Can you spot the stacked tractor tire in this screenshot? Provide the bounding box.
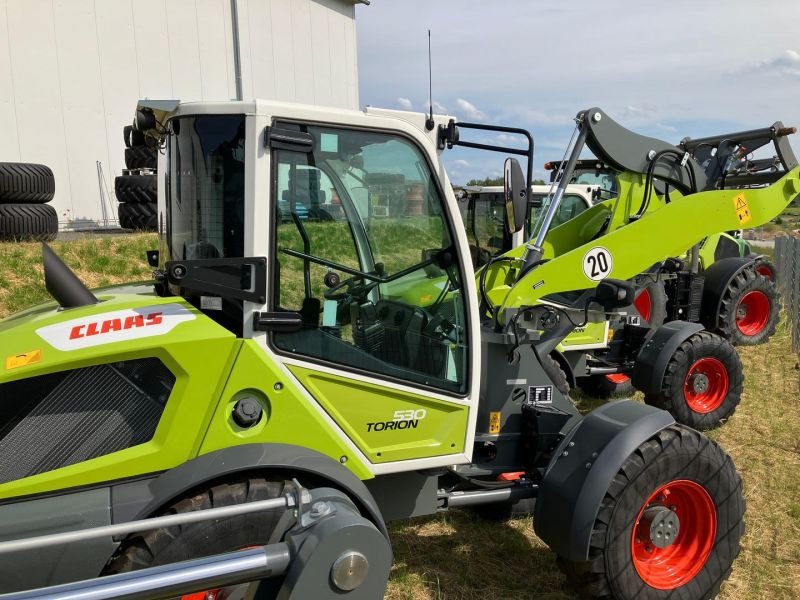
[0,162,58,241]
[117,126,158,231]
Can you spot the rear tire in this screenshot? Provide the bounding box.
[716,269,779,346]
[557,425,744,599]
[124,147,157,170]
[0,162,55,204]
[0,203,57,241]
[118,202,157,231]
[115,175,157,204]
[644,331,743,430]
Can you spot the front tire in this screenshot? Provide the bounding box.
[644,331,743,430]
[558,425,745,599]
[103,476,295,596]
[578,374,635,400]
[716,269,779,346]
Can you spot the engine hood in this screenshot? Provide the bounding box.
[0,284,231,383]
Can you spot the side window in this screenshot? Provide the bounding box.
[270,124,468,394]
[274,162,359,311]
[554,195,589,227]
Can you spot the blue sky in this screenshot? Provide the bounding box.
[356,0,800,184]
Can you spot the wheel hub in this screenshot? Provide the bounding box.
[683,357,729,414]
[689,373,710,394]
[641,506,681,549]
[631,480,717,590]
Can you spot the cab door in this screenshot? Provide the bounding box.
[260,121,473,471]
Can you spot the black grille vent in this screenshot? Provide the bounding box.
[0,358,174,484]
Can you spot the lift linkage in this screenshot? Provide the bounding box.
[0,482,392,600]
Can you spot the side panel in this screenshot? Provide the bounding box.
[0,487,115,593]
[198,340,373,480]
[289,365,469,464]
[0,295,238,499]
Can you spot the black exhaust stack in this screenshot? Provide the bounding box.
[42,243,98,309]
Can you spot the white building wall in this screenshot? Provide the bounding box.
[0,0,360,227]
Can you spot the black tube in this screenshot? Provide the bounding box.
[441,485,538,508]
[42,243,98,309]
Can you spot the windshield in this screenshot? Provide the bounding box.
[167,115,246,261]
[271,123,468,393]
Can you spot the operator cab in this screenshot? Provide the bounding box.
[161,107,472,395]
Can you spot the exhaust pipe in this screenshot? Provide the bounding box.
[42,243,98,309]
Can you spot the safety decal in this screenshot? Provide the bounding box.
[733,193,751,225]
[528,385,553,405]
[6,349,42,371]
[582,246,613,281]
[36,304,195,351]
[489,411,501,434]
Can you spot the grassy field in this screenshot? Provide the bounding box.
[1,235,798,598]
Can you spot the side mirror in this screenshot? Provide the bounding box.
[594,279,635,311]
[503,158,527,234]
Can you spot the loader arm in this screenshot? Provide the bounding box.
[485,166,800,313]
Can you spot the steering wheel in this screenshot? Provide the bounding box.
[323,274,379,303]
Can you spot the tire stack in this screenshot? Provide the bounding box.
[0,162,58,241]
[116,126,158,231]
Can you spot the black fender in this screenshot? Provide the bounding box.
[533,400,675,561]
[699,256,757,330]
[631,320,705,394]
[114,443,388,539]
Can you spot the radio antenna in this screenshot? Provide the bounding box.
[425,29,435,131]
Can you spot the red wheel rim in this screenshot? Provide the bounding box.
[182,593,219,600]
[181,546,260,600]
[605,374,631,385]
[735,290,770,336]
[683,357,729,413]
[755,264,774,280]
[634,287,653,322]
[632,480,717,590]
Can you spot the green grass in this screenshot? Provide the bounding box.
[0,234,158,319]
[1,234,798,599]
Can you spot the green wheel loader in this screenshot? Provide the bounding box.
[0,100,752,599]
[471,111,797,427]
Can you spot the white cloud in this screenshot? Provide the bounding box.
[452,159,470,167]
[455,98,486,121]
[425,100,448,114]
[396,97,413,110]
[749,49,800,78]
[495,133,520,144]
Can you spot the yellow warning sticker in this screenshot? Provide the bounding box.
[733,194,751,225]
[6,349,42,370]
[489,411,501,434]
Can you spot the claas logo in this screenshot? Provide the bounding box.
[69,312,163,340]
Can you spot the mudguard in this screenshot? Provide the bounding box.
[699,256,758,330]
[631,320,705,394]
[534,401,675,561]
[112,443,388,539]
